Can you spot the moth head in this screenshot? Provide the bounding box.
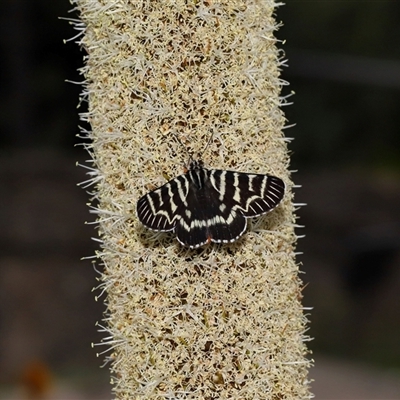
[188,159,204,171]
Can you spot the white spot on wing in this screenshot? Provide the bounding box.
[218,170,227,201]
[260,176,267,197]
[176,177,189,207]
[233,173,240,202]
[248,175,255,192]
[166,183,178,213]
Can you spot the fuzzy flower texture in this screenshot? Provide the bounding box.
[72,0,312,399]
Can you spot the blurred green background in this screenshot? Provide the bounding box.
[0,1,399,398]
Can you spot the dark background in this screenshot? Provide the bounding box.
[0,1,399,398]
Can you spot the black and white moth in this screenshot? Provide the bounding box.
[137,159,285,249]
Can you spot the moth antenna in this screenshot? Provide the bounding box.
[171,132,194,166]
[199,131,215,160]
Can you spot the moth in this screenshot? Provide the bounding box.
[136,146,285,249]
